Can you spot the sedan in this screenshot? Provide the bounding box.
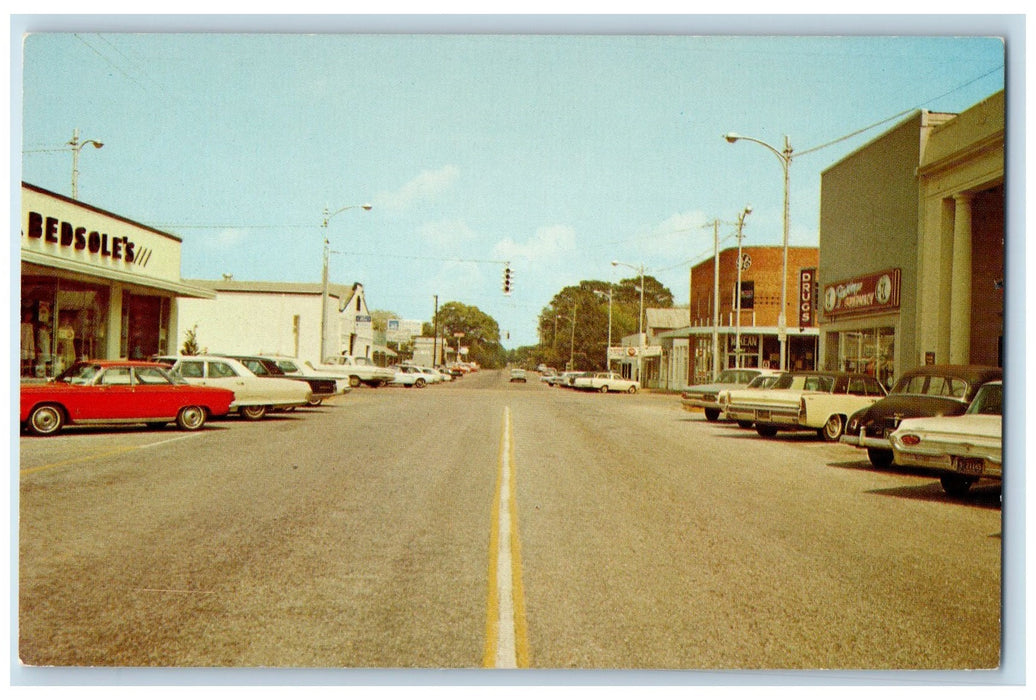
[20,360,235,436]
[841,364,1003,467]
[572,372,640,393]
[390,365,431,388]
[170,355,312,420]
[890,380,1002,496]
[681,368,781,421]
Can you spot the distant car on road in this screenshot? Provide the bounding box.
[841,364,1003,467]
[889,380,1003,496]
[390,365,431,388]
[20,360,235,436]
[572,371,640,394]
[510,368,528,383]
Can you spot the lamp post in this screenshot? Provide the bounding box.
[592,287,613,370]
[611,260,645,382]
[68,128,104,200]
[734,205,752,368]
[320,203,372,362]
[723,132,792,371]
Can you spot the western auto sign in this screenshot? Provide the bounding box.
[799,268,816,327]
[822,269,902,318]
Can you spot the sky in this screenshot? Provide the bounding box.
[14,16,1011,350]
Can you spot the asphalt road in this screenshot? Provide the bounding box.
[17,369,1003,671]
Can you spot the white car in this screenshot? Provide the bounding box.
[390,365,432,388]
[890,380,1002,496]
[263,355,352,396]
[681,368,782,421]
[170,355,312,420]
[572,372,640,394]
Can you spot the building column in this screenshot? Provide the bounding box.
[949,193,974,364]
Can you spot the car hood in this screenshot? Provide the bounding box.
[682,382,747,395]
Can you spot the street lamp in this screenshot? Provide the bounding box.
[734,205,752,369]
[592,287,614,370]
[611,260,645,383]
[320,202,372,362]
[723,132,792,371]
[68,128,104,200]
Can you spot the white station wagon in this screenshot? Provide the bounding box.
[572,372,640,394]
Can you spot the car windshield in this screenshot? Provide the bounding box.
[966,383,1002,416]
[715,369,758,384]
[55,363,100,385]
[772,374,834,392]
[891,374,969,399]
[275,360,300,373]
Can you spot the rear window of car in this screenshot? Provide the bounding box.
[893,374,968,398]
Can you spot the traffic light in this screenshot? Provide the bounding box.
[502,266,513,295]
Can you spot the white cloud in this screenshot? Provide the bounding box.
[373,165,460,211]
[492,224,577,262]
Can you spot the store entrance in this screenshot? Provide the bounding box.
[122,293,169,359]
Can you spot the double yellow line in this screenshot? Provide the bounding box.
[483,406,530,668]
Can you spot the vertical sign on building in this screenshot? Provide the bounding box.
[799,268,816,329]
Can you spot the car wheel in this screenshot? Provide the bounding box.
[306,398,323,407]
[599,385,608,393]
[240,405,268,421]
[821,414,845,442]
[756,425,778,438]
[348,375,361,388]
[176,405,207,431]
[704,408,721,422]
[736,420,754,429]
[27,404,64,436]
[940,474,975,497]
[415,378,426,388]
[627,386,637,394]
[867,448,894,468]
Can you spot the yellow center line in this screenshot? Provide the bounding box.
[483,405,530,668]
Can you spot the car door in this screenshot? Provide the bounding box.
[132,365,184,418]
[87,366,138,420]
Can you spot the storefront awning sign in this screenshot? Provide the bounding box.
[822,268,901,318]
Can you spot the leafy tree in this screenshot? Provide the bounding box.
[537,277,674,371]
[434,301,506,369]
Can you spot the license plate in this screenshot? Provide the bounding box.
[953,457,985,476]
[756,410,770,421]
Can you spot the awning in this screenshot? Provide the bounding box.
[22,252,216,299]
[656,325,819,340]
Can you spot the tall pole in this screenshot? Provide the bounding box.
[320,203,372,363]
[569,306,577,371]
[734,206,752,369]
[723,132,792,371]
[712,220,721,380]
[432,294,439,365]
[68,128,104,200]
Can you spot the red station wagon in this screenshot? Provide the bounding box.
[20,360,236,436]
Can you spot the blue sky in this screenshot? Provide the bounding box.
[15,18,1010,349]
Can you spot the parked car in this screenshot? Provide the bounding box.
[841,364,1003,467]
[681,368,781,421]
[889,380,1003,496]
[723,371,887,441]
[390,365,431,388]
[221,354,340,406]
[715,373,785,428]
[262,355,352,396]
[20,360,235,436]
[572,371,640,394]
[169,355,312,420]
[510,368,528,383]
[308,355,395,388]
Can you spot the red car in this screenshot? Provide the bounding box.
[20,360,236,436]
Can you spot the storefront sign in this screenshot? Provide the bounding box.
[25,210,145,265]
[822,269,901,318]
[799,268,816,327]
[355,315,372,323]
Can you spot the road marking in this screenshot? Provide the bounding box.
[20,432,202,475]
[483,406,530,668]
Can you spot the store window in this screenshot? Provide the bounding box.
[838,327,896,389]
[121,293,170,359]
[20,277,109,377]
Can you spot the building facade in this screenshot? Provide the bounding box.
[174,280,380,363]
[661,245,820,387]
[818,91,1003,387]
[19,182,213,378]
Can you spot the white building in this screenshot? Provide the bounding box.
[174,279,381,363]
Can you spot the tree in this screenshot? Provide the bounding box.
[434,301,506,369]
[537,277,674,371]
[181,324,201,355]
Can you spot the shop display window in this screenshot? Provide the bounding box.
[839,327,896,389]
[20,277,109,378]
